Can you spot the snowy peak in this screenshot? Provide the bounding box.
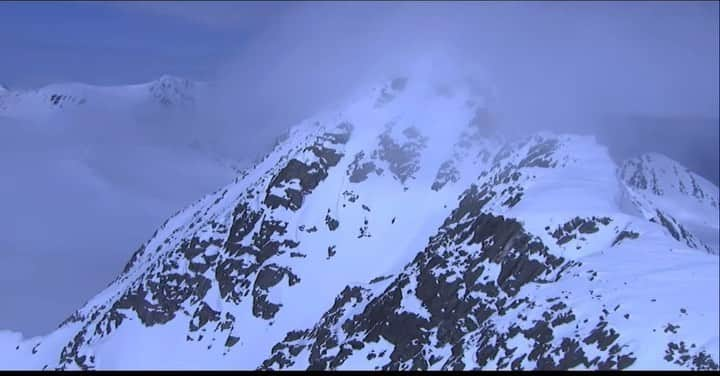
[620,153,719,254]
[147,75,200,108]
[621,153,719,208]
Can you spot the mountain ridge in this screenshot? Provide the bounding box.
[0,74,206,122]
[1,75,717,370]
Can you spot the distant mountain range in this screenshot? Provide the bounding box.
[0,75,204,121]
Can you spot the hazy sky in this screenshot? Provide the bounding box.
[0,1,718,336]
[0,1,252,87]
[1,2,717,119]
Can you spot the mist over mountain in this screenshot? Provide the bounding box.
[0,76,245,335]
[0,1,717,370]
[1,69,718,371]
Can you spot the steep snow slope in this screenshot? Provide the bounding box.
[1,74,717,370]
[620,153,719,253]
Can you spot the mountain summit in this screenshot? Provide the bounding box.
[1,75,717,370]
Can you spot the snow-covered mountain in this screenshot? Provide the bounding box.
[1,73,717,370]
[620,153,719,254]
[0,75,205,123]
